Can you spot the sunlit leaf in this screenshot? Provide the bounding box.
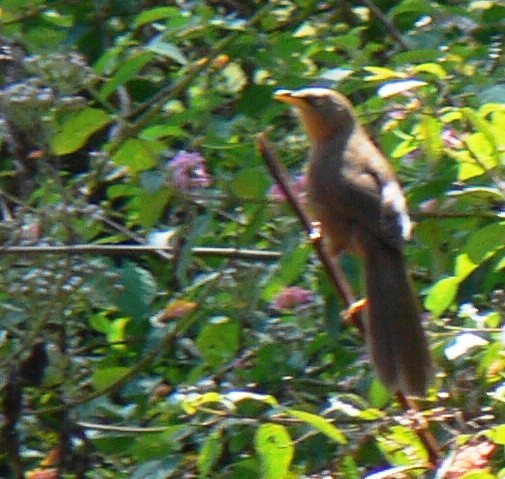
[463,107,499,157]
[364,66,407,81]
[425,276,459,317]
[376,425,429,466]
[255,424,294,479]
[52,108,112,155]
[225,391,279,406]
[486,425,505,445]
[181,392,223,415]
[286,408,347,444]
[411,62,448,79]
[134,6,179,28]
[458,222,505,279]
[419,115,443,163]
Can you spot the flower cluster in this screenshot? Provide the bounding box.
[271,286,314,310]
[168,151,211,192]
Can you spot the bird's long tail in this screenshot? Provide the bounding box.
[361,236,433,396]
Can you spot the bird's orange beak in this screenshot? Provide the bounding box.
[273,89,308,109]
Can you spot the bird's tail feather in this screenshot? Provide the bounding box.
[361,237,432,396]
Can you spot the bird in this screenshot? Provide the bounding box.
[274,87,433,396]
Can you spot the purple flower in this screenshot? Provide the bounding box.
[168,151,211,191]
[271,286,314,310]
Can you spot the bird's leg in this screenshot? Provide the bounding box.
[342,297,368,335]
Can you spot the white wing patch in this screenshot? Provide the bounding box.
[382,181,412,240]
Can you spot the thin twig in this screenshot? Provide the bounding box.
[355,0,410,51]
[0,244,281,260]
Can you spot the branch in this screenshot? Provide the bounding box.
[0,244,281,261]
[257,133,356,307]
[353,0,410,51]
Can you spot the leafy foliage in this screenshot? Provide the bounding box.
[0,0,504,478]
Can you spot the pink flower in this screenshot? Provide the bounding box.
[445,441,495,478]
[168,151,211,191]
[442,129,463,148]
[271,286,314,310]
[268,175,307,204]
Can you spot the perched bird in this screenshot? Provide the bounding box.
[274,87,432,396]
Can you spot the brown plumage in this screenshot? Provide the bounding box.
[274,87,433,396]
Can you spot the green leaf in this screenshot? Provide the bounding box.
[112,138,159,173]
[128,428,187,461]
[140,124,189,140]
[392,49,441,64]
[116,261,157,322]
[454,150,486,181]
[255,424,294,479]
[363,66,406,82]
[456,222,505,281]
[391,138,417,159]
[230,166,270,200]
[486,424,505,445]
[376,425,429,466]
[198,429,223,478]
[420,115,443,163]
[454,253,478,282]
[147,35,188,65]
[181,392,223,415]
[89,311,111,334]
[99,51,155,100]
[463,132,497,176]
[196,316,240,367]
[286,408,347,444]
[134,6,180,28]
[411,62,448,79]
[138,188,173,229]
[467,221,505,255]
[52,108,112,155]
[107,317,129,349]
[425,276,459,317]
[92,366,130,390]
[463,108,498,158]
[341,455,360,479]
[262,245,312,301]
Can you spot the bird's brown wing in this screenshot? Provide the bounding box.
[333,146,409,252]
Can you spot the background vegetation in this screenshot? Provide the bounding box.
[0,0,504,477]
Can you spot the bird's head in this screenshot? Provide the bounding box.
[274,87,356,143]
